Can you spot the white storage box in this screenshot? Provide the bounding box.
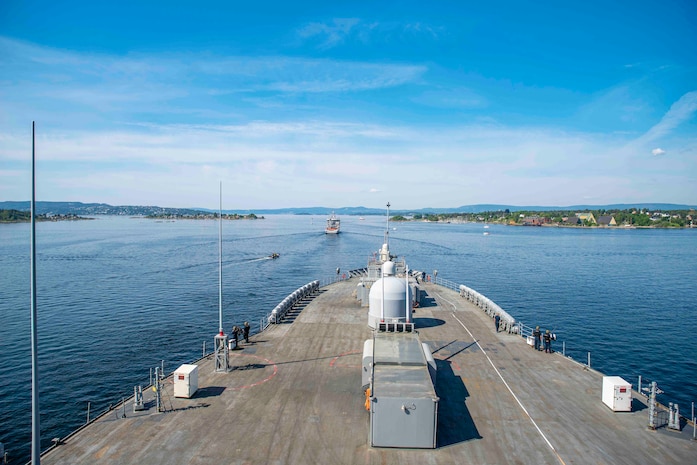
[602,376,632,412]
[173,364,199,398]
[526,336,534,346]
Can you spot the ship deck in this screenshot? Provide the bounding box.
[41,279,696,465]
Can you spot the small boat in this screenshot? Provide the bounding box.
[270,253,280,259]
[325,212,340,234]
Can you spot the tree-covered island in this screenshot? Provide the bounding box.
[0,208,263,223]
[0,209,92,223]
[391,208,695,228]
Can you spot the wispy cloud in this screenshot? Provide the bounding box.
[297,18,361,49]
[1,34,695,208]
[296,19,443,50]
[576,85,648,125]
[620,90,697,158]
[0,37,426,116]
[2,118,694,207]
[634,91,697,146]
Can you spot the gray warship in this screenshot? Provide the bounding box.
[34,227,696,465]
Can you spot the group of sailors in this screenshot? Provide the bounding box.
[532,326,555,353]
[230,321,251,349]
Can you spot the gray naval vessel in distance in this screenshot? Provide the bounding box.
[38,240,696,465]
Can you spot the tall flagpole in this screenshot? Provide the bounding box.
[30,121,41,464]
[214,182,229,372]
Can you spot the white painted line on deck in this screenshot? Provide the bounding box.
[451,312,567,465]
[431,290,457,310]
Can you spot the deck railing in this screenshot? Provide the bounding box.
[431,276,695,435]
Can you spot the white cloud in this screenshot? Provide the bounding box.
[3,119,693,208]
[297,18,360,49]
[652,148,666,156]
[0,36,427,123]
[296,19,443,50]
[1,37,695,208]
[633,91,697,146]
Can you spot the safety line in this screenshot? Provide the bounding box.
[451,312,567,465]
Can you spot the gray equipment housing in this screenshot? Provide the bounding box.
[368,332,439,448]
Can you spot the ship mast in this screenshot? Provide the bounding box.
[381,202,390,324]
[384,202,390,249]
[30,121,41,464]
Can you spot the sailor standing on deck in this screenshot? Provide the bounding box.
[543,329,552,353]
[494,314,501,333]
[231,325,240,349]
[533,326,541,351]
[243,321,250,343]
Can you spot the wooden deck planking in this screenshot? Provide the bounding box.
[40,278,696,465]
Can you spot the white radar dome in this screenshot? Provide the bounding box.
[368,273,412,328]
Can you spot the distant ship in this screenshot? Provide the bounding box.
[325,212,340,234]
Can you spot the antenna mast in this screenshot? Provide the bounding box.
[385,202,390,248]
[30,121,41,464]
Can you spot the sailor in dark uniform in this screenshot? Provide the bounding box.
[494,314,501,333]
[533,326,541,351]
[243,321,250,343]
[543,329,552,353]
[231,325,240,349]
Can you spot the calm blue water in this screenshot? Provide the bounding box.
[1,215,696,463]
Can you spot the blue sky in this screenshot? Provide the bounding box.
[1,0,695,209]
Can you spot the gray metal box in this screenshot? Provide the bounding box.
[369,333,438,448]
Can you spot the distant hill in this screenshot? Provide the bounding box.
[2,201,694,216]
[0,201,207,217]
